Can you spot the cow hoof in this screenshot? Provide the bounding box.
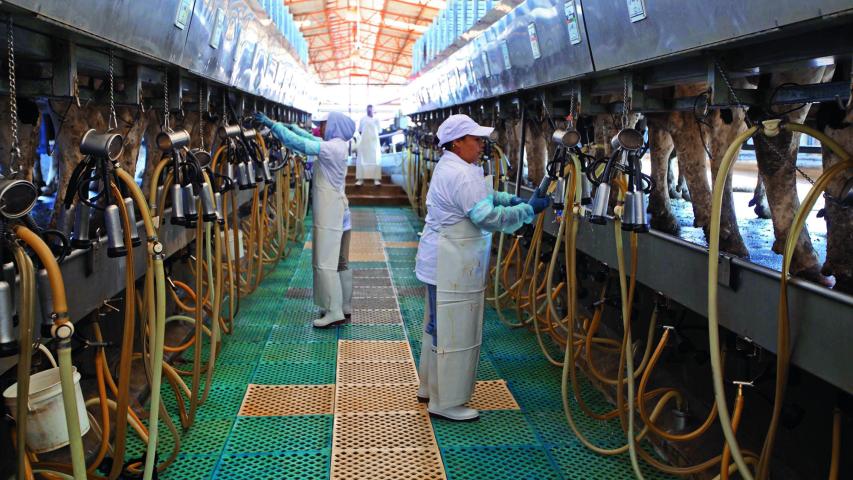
[668,187,680,200]
[754,204,772,219]
[792,266,832,287]
[650,213,680,235]
[719,236,749,258]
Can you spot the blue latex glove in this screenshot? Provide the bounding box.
[527,187,551,214]
[303,161,313,171]
[254,112,275,128]
[468,194,535,233]
[494,191,524,207]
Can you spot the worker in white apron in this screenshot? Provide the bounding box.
[355,105,382,186]
[256,111,354,328]
[414,114,551,421]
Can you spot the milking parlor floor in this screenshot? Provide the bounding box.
[138,206,675,480]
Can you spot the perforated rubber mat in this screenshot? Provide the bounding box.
[146,208,677,479]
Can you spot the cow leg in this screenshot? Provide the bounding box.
[667,154,678,199]
[754,131,824,281]
[504,116,521,184]
[116,106,149,177]
[669,113,712,229]
[647,123,679,234]
[525,118,547,186]
[754,68,830,282]
[0,97,39,180]
[749,176,772,219]
[677,168,691,201]
[818,86,853,293]
[142,109,165,193]
[48,101,105,228]
[708,109,749,257]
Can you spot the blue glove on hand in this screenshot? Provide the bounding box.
[254,112,275,127]
[509,196,525,206]
[527,188,551,214]
[303,161,313,172]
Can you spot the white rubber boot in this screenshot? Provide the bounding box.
[314,309,346,328]
[416,333,434,402]
[373,179,382,186]
[340,269,353,317]
[355,179,364,186]
[313,270,345,328]
[427,346,479,421]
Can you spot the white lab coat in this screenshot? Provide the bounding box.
[356,116,382,180]
[415,151,491,285]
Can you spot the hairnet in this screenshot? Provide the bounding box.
[323,112,356,141]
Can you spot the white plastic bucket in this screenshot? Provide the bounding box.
[3,366,91,453]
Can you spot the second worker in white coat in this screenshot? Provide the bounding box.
[355,104,382,186]
[256,111,354,328]
[414,114,551,421]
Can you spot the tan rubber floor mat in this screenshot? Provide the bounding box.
[333,410,435,450]
[239,384,335,416]
[350,251,388,262]
[466,380,520,411]
[337,360,419,385]
[339,340,412,362]
[330,448,446,480]
[353,286,395,298]
[384,241,419,248]
[335,383,423,413]
[350,308,403,325]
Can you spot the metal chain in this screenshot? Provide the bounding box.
[715,58,815,185]
[6,15,20,175]
[622,75,630,129]
[107,49,117,131]
[713,59,747,112]
[162,68,170,131]
[568,86,576,128]
[221,90,227,124]
[199,84,206,150]
[759,133,817,185]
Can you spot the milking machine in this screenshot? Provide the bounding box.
[706,117,853,480]
[586,127,649,230]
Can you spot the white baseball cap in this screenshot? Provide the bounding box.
[312,112,328,124]
[437,114,494,146]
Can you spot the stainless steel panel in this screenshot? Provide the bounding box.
[404,0,594,114]
[7,0,191,64]
[181,0,238,85]
[583,0,853,71]
[510,183,853,394]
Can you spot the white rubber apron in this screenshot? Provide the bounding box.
[311,166,347,311]
[356,120,382,180]
[434,218,492,408]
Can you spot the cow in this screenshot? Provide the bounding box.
[816,76,853,293]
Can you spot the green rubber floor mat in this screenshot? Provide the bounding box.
[432,410,540,448]
[252,361,337,385]
[225,415,334,454]
[214,451,331,479]
[161,455,220,480]
[142,207,685,479]
[441,446,562,480]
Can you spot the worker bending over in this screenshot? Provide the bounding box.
[415,114,550,421]
[255,111,354,328]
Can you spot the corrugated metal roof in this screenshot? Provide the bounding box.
[285,0,445,83]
